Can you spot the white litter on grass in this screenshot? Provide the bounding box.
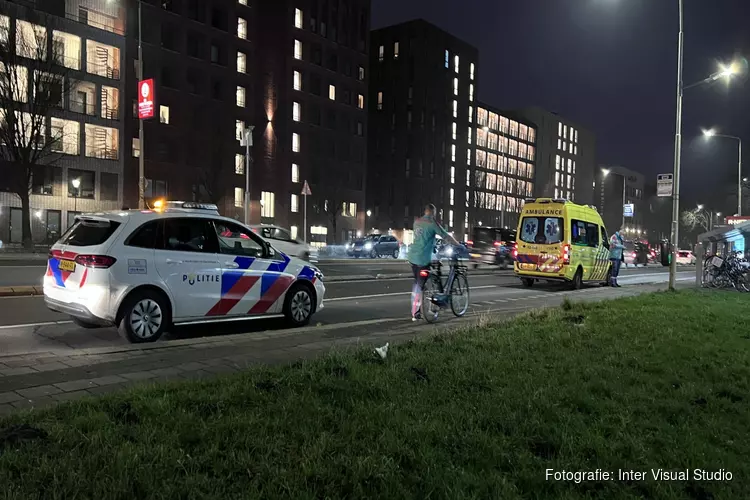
[374,342,389,360]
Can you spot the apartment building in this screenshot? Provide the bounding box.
[255,0,370,245]
[0,0,125,245]
[513,106,596,206]
[368,19,478,242]
[471,103,536,230]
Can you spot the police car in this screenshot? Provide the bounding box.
[43,202,325,343]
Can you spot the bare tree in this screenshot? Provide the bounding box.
[681,208,709,233]
[0,15,75,248]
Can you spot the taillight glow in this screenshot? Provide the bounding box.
[74,255,117,269]
[419,270,430,278]
[562,244,571,264]
[512,242,518,258]
[466,240,473,246]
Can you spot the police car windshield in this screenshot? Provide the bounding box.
[520,217,564,245]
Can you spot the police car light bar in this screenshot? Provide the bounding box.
[180,202,219,211]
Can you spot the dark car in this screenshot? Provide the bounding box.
[468,227,517,269]
[346,234,400,259]
[434,240,470,260]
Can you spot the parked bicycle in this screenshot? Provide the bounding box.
[419,249,471,323]
[702,251,750,291]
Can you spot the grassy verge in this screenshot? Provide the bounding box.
[2,290,750,499]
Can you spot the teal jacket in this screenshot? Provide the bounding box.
[408,215,449,267]
[609,233,625,260]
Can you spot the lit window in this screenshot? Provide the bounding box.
[564,124,568,139]
[569,142,574,154]
[557,139,562,150]
[357,94,364,109]
[470,62,475,80]
[574,129,578,142]
[449,209,454,227]
[574,145,578,155]
[292,163,299,183]
[236,120,245,141]
[467,127,472,145]
[452,122,457,140]
[235,153,244,174]
[159,105,170,124]
[237,18,247,39]
[52,30,81,70]
[261,191,275,218]
[453,78,458,96]
[292,101,301,122]
[16,21,46,60]
[466,171,470,186]
[452,100,457,118]
[295,8,303,29]
[290,226,298,240]
[328,84,336,101]
[451,144,456,162]
[292,133,300,153]
[294,39,302,60]
[238,0,247,5]
[444,49,449,68]
[236,86,246,107]
[237,51,246,73]
[394,41,399,59]
[358,66,365,81]
[469,106,473,123]
[558,122,563,137]
[291,194,299,213]
[450,188,455,206]
[469,84,474,101]
[50,118,80,155]
[293,70,302,91]
[377,91,383,110]
[234,188,244,207]
[450,166,455,184]
[378,45,384,61]
[132,137,140,158]
[454,55,459,73]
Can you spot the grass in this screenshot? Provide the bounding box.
[2,290,750,499]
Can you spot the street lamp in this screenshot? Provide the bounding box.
[241,126,255,224]
[71,178,81,214]
[702,128,742,216]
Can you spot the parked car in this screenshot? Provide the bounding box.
[249,224,318,263]
[434,240,470,260]
[467,227,516,269]
[676,249,696,265]
[346,234,400,259]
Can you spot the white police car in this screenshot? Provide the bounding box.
[43,202,325,343]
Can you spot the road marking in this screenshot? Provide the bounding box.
[326,285,498,302]
[0,320,73,330]
[0,265,46,268]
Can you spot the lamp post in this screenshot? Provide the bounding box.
[242,126,255,224]
[702,128,742,216]
[71,178,81,214]
[366,209,372,233]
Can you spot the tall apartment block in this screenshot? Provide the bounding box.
[471,103,537,230]
[368,19,478,242]
[513,106,596,206]
[0,0,125,245]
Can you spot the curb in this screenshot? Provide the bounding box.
[0,286,41,297]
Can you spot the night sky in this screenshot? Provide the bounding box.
[372,0,750,215]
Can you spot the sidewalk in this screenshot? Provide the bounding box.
[0,281,688,415]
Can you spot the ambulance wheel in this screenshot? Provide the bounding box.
[521,278,534,287]
[571,268,583,290]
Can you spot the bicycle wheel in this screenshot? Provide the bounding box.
[450,272,470,317]
[421,275,442,323]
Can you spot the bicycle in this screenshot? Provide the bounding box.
[702,252,750,291]
[419,249,471,323]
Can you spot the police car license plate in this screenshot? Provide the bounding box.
[58,259,76,272]
[470,253,480,258]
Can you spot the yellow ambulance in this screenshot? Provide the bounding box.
[514,198,612,289]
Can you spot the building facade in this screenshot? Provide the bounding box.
[513,106,595,206]
[255,0,370,245]
[595,164,648,235]
[471,103,536,230]
[0,0,126,245]
[368,19,478,242]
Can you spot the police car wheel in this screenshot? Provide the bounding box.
[284,284,314,326]
[118,290,170,343]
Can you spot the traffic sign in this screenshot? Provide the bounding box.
[623,203,634,217]
[657,173,673,197]
[301,180,312,196]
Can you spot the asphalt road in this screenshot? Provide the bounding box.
[0,268,695,357]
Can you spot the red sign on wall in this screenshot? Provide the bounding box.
[138,79,154,119]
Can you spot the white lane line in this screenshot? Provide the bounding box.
[0,320,72,330]
[325,284,498,302]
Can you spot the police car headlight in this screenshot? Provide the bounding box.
[313,267,324,280]
[364,242,373,250]
[445,246,454,256]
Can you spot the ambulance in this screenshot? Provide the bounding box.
[514,198,611,289]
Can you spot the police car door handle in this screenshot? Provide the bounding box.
[225,262,240,269]
[165,258,183,265]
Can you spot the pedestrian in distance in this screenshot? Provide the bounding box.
[609,228,626,287]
